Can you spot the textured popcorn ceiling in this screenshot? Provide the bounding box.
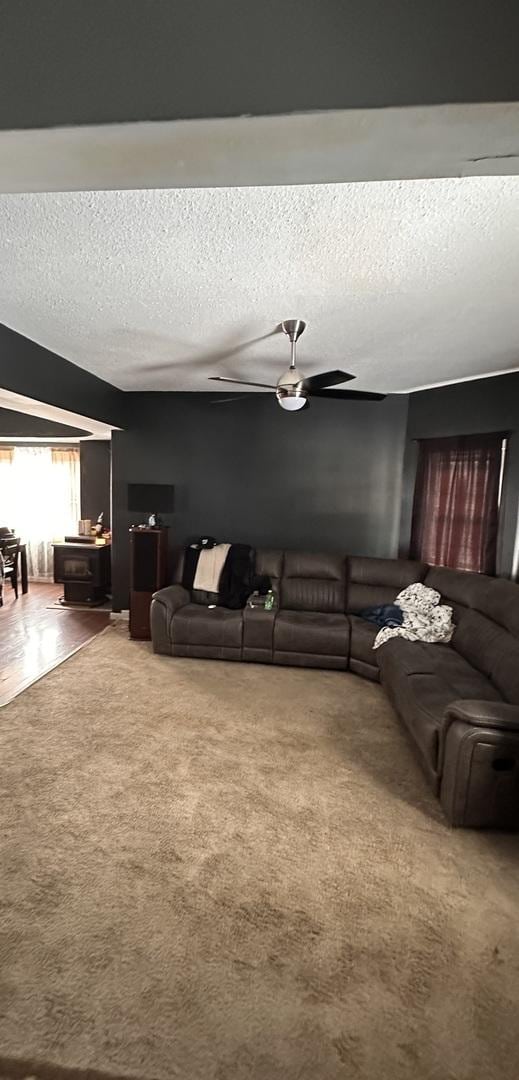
[1,177,519,393]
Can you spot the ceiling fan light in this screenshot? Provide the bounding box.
[276,389,308,411]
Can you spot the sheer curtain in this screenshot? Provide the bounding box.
[410,433,506,574]
[0,446,13,486]
[0,446,80,580]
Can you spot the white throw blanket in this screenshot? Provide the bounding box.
[193,543,231,593]
[373,582,454,649]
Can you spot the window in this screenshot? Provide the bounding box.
[410,432,507,574]
[0,446,80,580]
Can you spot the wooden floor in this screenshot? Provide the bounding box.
[0,582,110,707]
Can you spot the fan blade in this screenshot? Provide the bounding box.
[209,376,276,389]
[309,388,386,401]
[302,369,356,391]
[210,395,253,405]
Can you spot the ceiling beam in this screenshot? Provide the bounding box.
[1,104,519,195]
[0,325,125,431]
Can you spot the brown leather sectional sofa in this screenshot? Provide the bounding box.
[151,550,519,830]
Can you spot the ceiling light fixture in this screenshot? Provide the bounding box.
[209,317,386,410]
[276,386,308,411]
[275,320,309,411]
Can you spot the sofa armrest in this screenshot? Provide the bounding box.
[150,585,190,655]
[440,699,519,828]
[446,699,519,732]
[152,584,190,613]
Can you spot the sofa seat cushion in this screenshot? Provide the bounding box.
[377,640,501,783]
[349,615,379,665]
[172,603,243,649]
[274,610,350,658]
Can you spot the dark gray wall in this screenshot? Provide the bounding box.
[400,371,519,578]
[0,323,126,429]
[80,441,111,528]
[111,392,409,609]
[1,1,519,131]
[406,371,519,440]
[0,407,88,438]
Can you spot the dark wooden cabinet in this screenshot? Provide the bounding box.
[129,527,168,639]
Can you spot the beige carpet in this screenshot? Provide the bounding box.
[1,625,519,1080]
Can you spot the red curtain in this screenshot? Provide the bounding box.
[410,433,506,574]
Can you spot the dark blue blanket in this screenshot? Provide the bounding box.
[359,604,403,629]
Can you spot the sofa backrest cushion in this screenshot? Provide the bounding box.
[254,549,284,594]
[425,567,486,613]
[347,556,428,614]
[452,609,519,705]
[171,546,185,584]
[475,577,519,638]
[426,567,519,705]
[280,551,346,612]
[426,566,519,636]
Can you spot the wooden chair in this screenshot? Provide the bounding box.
[0,537,20,602]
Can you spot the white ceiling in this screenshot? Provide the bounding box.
[1,177,519,394]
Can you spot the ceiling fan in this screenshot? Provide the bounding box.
[209,319,386,411]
